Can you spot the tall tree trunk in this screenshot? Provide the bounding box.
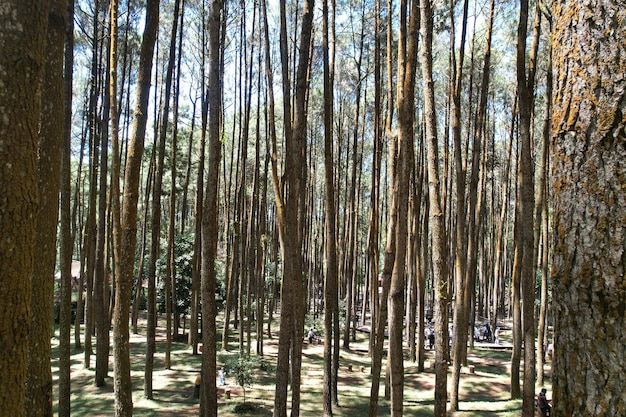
[189,84,205,354]
[455,0,495,406]
[366,0,383,363]
[0,2,48,415]
[322,0,338,413]
[342,8,365,349]
[260,0,281,348]
[160,0,183,371]
[131,158,153,334]
[94,51,111,388]
[516,0,539,413]
[449,0,470,409]
[83,2,104,367]
[491,98,515,336]
[73,126,86,350]
[179,99,196,234]
[25,1,65,415]
[367,149,396,417]
[368,0,395,413]
[535,16,552,387]
[142,143,158,396]
[272,0,315,414]
[510,223,522,398]
[58,1,75,414]
[109,0,123,372]
[199,0,224,415]
[419,0,449,415]
[551,1,626,415]
[114,1,160,415]
[389,0,419,414]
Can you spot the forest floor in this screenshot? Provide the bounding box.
[51,315,552,416]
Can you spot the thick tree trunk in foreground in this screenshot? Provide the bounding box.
[25,1,66,415]
[0,2,48,416]
[551,1,626,416]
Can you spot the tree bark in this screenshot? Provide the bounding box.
[551,1,626,415]
[25,1,66,415]
[0,2,48,415]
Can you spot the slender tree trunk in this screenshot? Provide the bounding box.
[420,0,449,414]
[516,0,539,413]
[73,128,86,350]
[342,10,365,349]
[449,0,470,409]
[179,99,196,233]
[141,146,157,396]
[535,11,552,388]
[366,0,383,362]
[389,0,419,414]
[322,0,338,413]
[367,166,395,417]
[260,0,279,344]
[58,1,75,414]
[492,98,515,335]
[456,0,495,406]
[189,87,205,353]
[114,1,160,415]
[272,0,315,414]
[131,159,153,334]
[83,7,103,365]
[109,0,123,372]
[160,0,183,371]
[199,0,224,415]
[94,53,111,387]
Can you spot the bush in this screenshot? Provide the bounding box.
[232,402,267,414]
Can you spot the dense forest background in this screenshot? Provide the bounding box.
[0,0,624,416]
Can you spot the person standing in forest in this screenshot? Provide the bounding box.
[537,388,551,416]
